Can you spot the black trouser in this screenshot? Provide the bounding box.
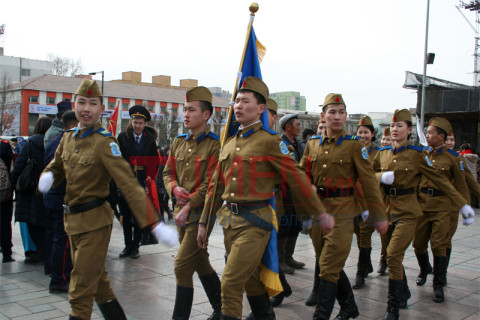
[118,196,142,249]
[46,208,72,285]
[277,209,302,240]
[0,200,14,257]
[27,222,46,257]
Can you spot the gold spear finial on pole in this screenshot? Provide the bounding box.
[250,3,259,15]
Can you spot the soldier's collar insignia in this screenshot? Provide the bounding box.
[241,128,254,138]
[196,132,207,143]
[394,146,406,154]
[71,127,80,138]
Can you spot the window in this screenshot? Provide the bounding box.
[108,101,115,109]
[21,68,31,77]
[161,106,167,113]
[147,105,154,112]
[122,103,129,110]
[47,97,55,104]
[29,96,39,103]
[64,98,71,102]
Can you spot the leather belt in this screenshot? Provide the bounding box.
[225,200,273,231]
[133,165,145,171]
[420,187,444,197]
[63,198,107,214]
[317,187,355,198]
[383,186,415,197]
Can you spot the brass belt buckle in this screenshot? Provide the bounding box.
[230,203,239,215]
[63,204,71,214]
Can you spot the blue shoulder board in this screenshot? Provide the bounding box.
[96,128,112,137]
[374,146,380,150]
[208,132,220,141]
[309,135,322,140]
[176,133,188,139]
[260,126,277,135]
[407,145,423,152]
[447,149,459,157]
[344,135,359,140]
[380,146,392,151]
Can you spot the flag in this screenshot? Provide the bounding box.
[107,99,120,135]
[224,25,282,297]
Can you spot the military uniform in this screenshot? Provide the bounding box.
[372,109,470,319]
[200,77,327,319]
[43,80,159,320]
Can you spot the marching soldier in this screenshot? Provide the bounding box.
[163,86,222,320]
[300,94,388,320]
[412,117,470,303]
[117,105,159,259]
[39,79,176,320]
[372,109,474,320]
[352,115,379,289]
[197,77,333,320]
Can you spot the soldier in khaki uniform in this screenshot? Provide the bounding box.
[300,94,388,320]
[197,77,333,320]
[372,109,474,320]
[163,86,222,320]
[412,117,471,303]
[39,79,175,320]
[352,115,380,289]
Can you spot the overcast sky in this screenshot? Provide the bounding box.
[1,0,476,114]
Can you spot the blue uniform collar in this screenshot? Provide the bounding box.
[186,127,207,142]
[73,121,103,139]
[238,121,263,138]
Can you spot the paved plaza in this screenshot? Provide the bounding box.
[1,210,479,320]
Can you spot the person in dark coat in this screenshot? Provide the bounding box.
[156,147,173,221]
[116,105,159,259]
[43,111,77,292]
[1,139,14,262]
[11,116,52,266]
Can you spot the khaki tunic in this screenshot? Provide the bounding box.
[300,130,386,283]
[43,122,159,319]
[372,142,468,279]
[163,127,220,287]
[200,121,326,318]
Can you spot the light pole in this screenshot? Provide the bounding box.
[88,71,104,97]
[420,0,430,127]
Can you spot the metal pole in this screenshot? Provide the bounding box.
[420,0,430,127]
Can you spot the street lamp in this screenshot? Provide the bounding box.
[88,71,104,97]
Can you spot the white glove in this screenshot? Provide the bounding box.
[151,222,178,247]
[380,171,394,185]
[361,210,369,222]
[38,171,54,193]
[460,204,475,226]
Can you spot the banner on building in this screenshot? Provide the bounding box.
[29,104,57,114]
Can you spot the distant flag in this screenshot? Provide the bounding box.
[107,99,120,135]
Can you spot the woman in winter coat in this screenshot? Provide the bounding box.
[11,117,52,266]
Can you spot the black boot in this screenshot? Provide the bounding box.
[415,252,432,286]
[285,236,305,269]
[313,279,338,320]
[172,286,194,320]
[365,247,373,274]
[69,316,84,320]
[433,255,447,303]
[199,273,222,320]
[246,293,276,320]
[220,314,239,320]
[399,268,410,309]
[445,248,452,286]
[378,254,388,275]
[278,238,294,274]
[97,299,127,320]
[334,270,359,320]
[270,269,292,307]
[383,279,403,320]
[352,248,370,289]
[306,259,320,306]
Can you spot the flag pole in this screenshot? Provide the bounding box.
[203,2,259,240]
[220,2,259,147]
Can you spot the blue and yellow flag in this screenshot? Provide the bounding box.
[224,25,282,297]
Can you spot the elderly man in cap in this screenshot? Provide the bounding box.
[412,117,471,303]
[44,101,72,146]
[39,79,176,320]
[117,105,159,259]
[277,113,305,274]
[197,77,333,320]
[163,86,222,320]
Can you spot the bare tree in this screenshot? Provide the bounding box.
[47,53,83,76]
[0,74,20,135]
[211,109,226,136]
[155,109,179,147]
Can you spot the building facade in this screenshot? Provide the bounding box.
[271,91,306,111]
